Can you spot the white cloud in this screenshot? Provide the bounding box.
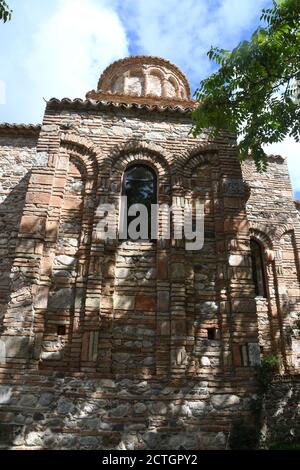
[118,0,270,92]
[24,0,128,101]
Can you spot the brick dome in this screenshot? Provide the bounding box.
[96,55,191,100]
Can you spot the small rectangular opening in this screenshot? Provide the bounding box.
[57,325,66,336]
[207,328,216,340]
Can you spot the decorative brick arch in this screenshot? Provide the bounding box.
[275,225,295,243]
[175,143,219,177]
[101,141,173,179]
[60,133,100,176]
[248,221,280,247]
[249,227,274,250]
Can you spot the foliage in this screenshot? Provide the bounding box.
[285,314,300,340]
[255,354,281,393]
[0,0,12,23]
[192,0,300,172]
[293,313,300,330]
[229,419,260,450]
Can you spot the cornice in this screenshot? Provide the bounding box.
[0,123,41,137]
[47,96,196,115]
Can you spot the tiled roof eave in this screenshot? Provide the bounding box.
[0,123,41,137]
[47,97,195,115]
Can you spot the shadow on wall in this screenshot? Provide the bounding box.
[0,155,257,450]
[0,173,31,333]
[0,237,251,450]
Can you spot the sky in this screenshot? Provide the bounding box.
[0,0,299,197]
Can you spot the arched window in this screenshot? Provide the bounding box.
[250,239,267,297]
[120,164,157,240]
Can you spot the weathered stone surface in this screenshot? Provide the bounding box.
[133,402,147,415]
[78,436,99,449]
[41,351,63,361]
[57,398,75,415]
[200,356,211,366]
[0,385,12,404]
[48,288,74,309]
[18,394,38,407]
[229,255,248,267]
[0,336,32,359]
[188,401,208,416]
[113,294,135,310]
[211,394,240,409]
[25,432,44,447]
[248,343,261,366]
[110,404,131,417]
[148,401,168,415]
[170,263,185,280]
[113,353,130,363]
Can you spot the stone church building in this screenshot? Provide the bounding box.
[0,56,299,449]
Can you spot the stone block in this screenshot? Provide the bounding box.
[18,394,38,407]
[110,404,130,417]
[31,174,53,185]
[38,393,55,407]
[113,353,130,363]
[0,335,32,359]
[26,192,51,205]
[158,320,170,336]
[113,294,135,310]
[229,255,248,267]
[85,297,100,309]
[188,401,208,416]
[170,263,185,280]
[158,291,170,312]
[0,386,12,404]
[57,397,75,415]
[25,432,44,447]
[48,288,74,309]
[42,124,59,132]
[211,394,240,409]
[248,343,261,366]
[34,286,49,309]
[41,351,63,361]
[20,215,45,236]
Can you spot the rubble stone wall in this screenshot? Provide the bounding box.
[0,134,40,329]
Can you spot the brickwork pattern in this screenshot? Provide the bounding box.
[0,56,299,449]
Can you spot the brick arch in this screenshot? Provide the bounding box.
[248,221,280,247]
[60,133,100,177]
[275,225,295,243]
[249,227,274,250]
[175,143,219,177]
[101,141,173,179]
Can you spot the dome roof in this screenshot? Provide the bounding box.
[89,56,191,101]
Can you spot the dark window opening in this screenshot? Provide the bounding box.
[240,344,249,366]
[207,328,217,340]
[57,325,66,336]
[250,239,267,297]
[121,164,157,240]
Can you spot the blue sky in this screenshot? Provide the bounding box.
[0,0,299,197]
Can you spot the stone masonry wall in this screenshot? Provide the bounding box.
[0,133,41,331]
[242,158,300,370]
[0,98,299,449]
